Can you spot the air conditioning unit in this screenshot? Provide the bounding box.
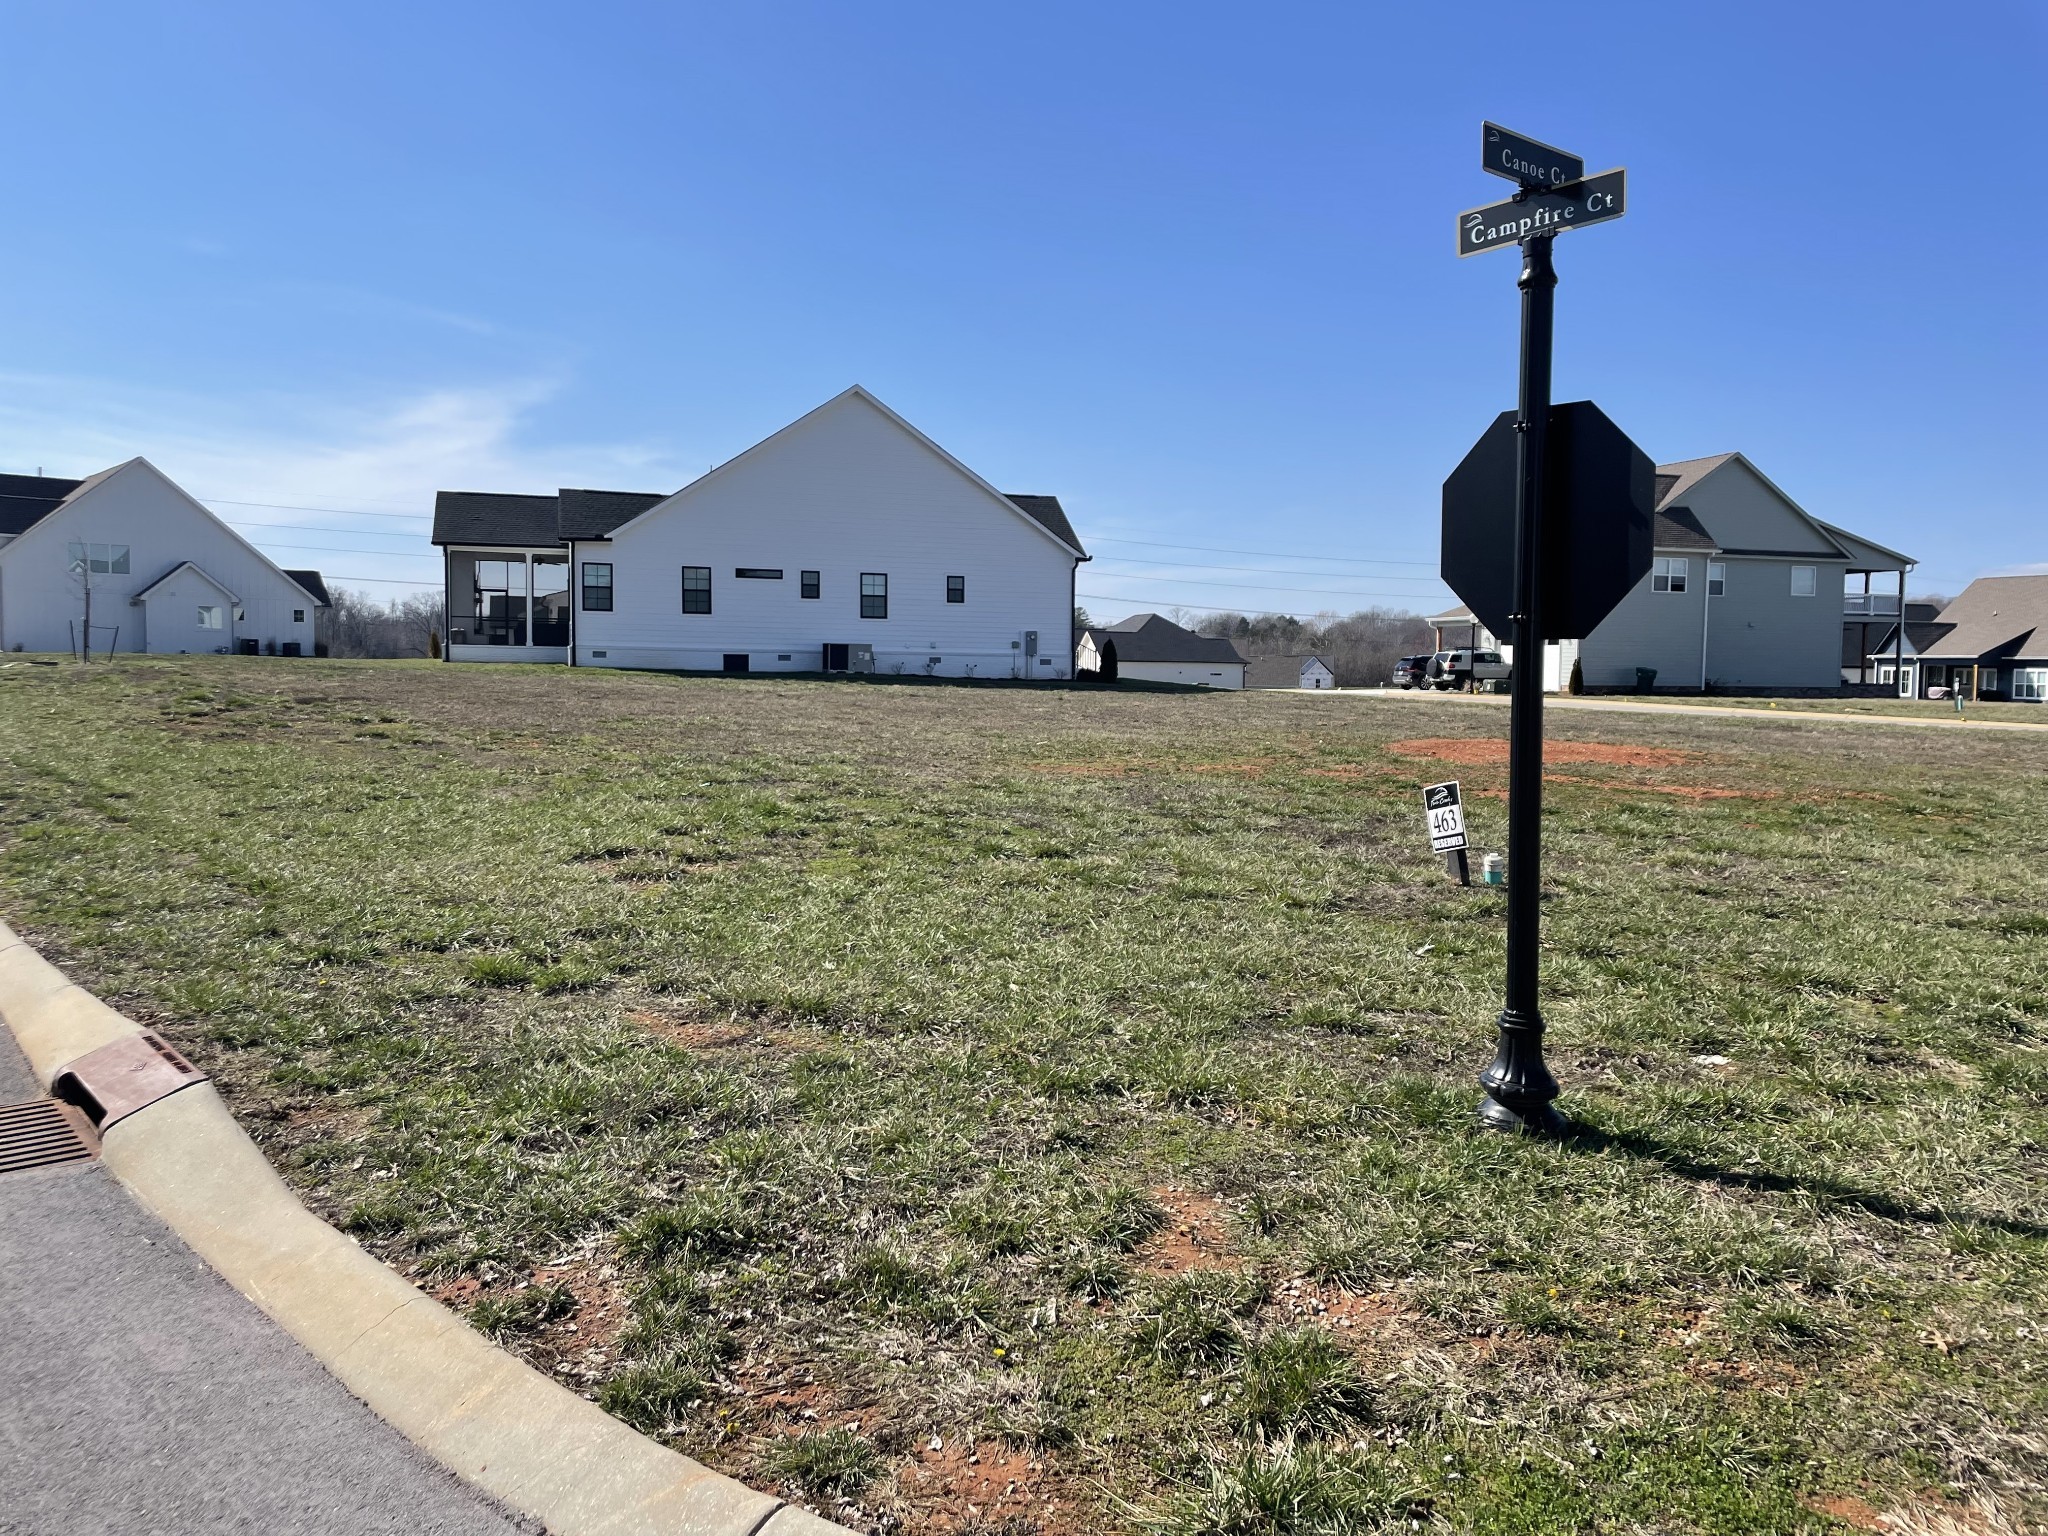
[823,643,875,674]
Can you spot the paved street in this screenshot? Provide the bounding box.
[0,1035,534,1536]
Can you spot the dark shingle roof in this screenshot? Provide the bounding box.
[0,472,85,537]
[432,491,562,547]
[283,570,332,606]
[1245,654,1329,689]
[557,488,669,540]
[1091,614,1246,665]
[1909,576,2048,663]
[1654,505,1717,550]
[1004,494,1084,554]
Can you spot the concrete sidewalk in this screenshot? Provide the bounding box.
[0,1034,535,1536]
[1337,687,2048,734]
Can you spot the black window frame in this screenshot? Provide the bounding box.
[582,561,615,612]
[800,570,820,600]
[860,572,888,620]
[734,567,783,580]
[681,565,712,614]
[946,575,965,604]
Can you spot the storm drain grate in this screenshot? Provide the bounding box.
[0,1097,101,1176]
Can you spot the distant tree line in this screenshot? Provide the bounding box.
[1178,605,1436,688]
[325,588,447,659]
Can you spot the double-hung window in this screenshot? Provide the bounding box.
[1790,565,1817,597]
[946,575,965,604]
[1707,561,1726,596]
[1651,556,1689,594]
[681,566,712,614]
[800,570,820,600]
[860,572,888,619]
[2013,668,2048,702]
[582,562,614,611]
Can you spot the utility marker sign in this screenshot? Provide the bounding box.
[1458,169,1625,256]
[1423,781,1468,853]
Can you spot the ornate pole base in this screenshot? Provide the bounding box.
[1476,1006,1567,1135]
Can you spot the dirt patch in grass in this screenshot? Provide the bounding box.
[896,1439,1083,1535]
[1271,1276,1411,1344]
[629,1009,753,1050]
[1135,1188,1236,1275]
[1390,737,1702,768]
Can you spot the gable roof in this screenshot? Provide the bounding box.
[1867,620,1952,659]
[557,488,668,540]
[1654,505,1717,550]
[1003,494,1081,550]
[132,560,240,604]
[1089,614,1246,665]
[433,491,561,547]
[1908,576,2048,662]
[1653,454,1738,511]
[1245,654,1330,688]
[604,387,1087,558]
[283,570,332,607]
[0,472,85,536]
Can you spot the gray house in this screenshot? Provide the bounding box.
[1868,576,2048,701]
[1431,453,1913,693]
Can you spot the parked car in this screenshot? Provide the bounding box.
[1391,654,1432,689]
[1429,649,1507,690]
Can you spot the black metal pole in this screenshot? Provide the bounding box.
[1478,232,1566,1135]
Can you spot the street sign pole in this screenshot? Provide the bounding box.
[1478,232,1566,1136]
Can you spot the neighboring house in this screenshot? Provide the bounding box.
[1868,577,2048,701]
[432,387,1087,679]
[1245,654,1336,690]
[1429,453,1913,692]
[1077,613,1247,689]
[0,460,329,657]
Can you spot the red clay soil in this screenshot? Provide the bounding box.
[1389,737,1701,769]
[896,1440,1083,1535]
[1134,1188,1237,1276]
[1805,1493,1889,1531]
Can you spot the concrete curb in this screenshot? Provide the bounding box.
[0,919,848,1536]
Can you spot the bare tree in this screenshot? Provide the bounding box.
[1189,605,1434,687]
[326,588,447,659]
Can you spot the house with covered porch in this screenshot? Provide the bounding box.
[1868,576,2048,701]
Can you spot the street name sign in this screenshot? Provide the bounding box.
[1482,122,1584,189]
[1442,401,1656,644]
[1458,169,1625,256]
[1424,781,1468,854]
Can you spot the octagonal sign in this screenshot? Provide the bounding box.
[1441,401,1655,643]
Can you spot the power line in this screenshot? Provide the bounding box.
[235,538,440,559]
[201,496,431,522]
[1078,591,1428,619]
[225,518,428,541]
[1095,554,1444,585]
[1084,571,1447,602]
[1090,534,1436,568]
[326,574,440,587]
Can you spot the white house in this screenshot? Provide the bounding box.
[0,460,329,657]
[1428,452,1913,693]
[1077,614,1248,689]
[431,387,1087,679]
[1245,654,1336,690]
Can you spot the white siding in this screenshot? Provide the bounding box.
[572,393,1078,679]
[1118,661,1245,690]
[0,461,319,656]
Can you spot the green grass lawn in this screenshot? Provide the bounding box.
[2,656,2043,1535]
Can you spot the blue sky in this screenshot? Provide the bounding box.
[2,1,2041,616]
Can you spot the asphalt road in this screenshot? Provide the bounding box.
[0,1034,536,1536]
